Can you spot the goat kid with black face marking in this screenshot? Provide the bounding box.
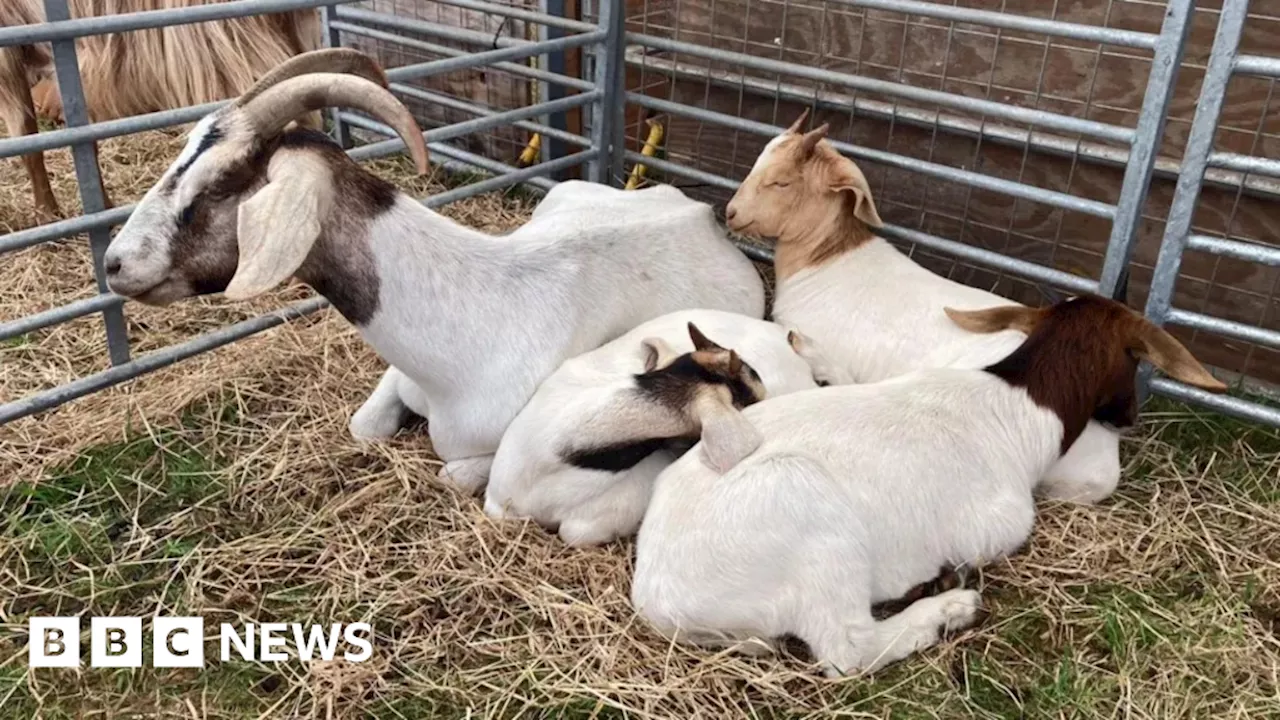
[725,113,1125,505]
[485,312,823,547]
[103,49,765,493]
[632,294,1226,677]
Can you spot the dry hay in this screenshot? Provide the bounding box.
[0,127,1278,719]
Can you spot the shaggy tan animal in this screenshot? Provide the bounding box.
[0,0,320,218]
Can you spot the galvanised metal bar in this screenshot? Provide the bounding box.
[1142,2,1247,332]
[424,0,595,33]
[424,143,557,192]
[44,0,129,367]
[1207,152,1280,177]
[623,150,1099,295]
[391,85,591,149]
[0,298,329,425]
[322,4,351,148]
[0,293,124,342]
[339,92,598,147]
[628,93,1116,218]
[0,0,360,47]
[421,150,597,208]
[336,6,537,52]
[626,51,1280,200]
[879,225,1099,296]
[1165,308,1280,350]
[0,101,221,160]
[330,21,594,91]
[628,33,1136,144]
[590,0,626,185]
[1234,54,1280,78]
[0,205,134,255]
[828,0,1157,49]
[383,30,605,85]
[1185,235,1280,266]
[1149,377,1280,427]
[1097,0,1195,300]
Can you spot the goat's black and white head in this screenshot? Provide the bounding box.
[104,49,429,308]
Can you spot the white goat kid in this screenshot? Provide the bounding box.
[632,294,1227,677]
[103,50,765,493]
[485,310,822,547]
[725,113,1121,504]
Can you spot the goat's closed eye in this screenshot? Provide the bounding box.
[178,201,196,227]
[768,181,791,189]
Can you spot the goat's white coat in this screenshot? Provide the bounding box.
[338,182,765,491]
[106,112,765,492]
[484,309,819,546]
[771,236,1121,504]
[632,370,1061,675]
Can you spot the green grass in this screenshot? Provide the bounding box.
[1,392,1277,719]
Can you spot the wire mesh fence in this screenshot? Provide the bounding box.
[0,0,1277,427]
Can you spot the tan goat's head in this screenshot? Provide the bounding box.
[104,49,429,307]
[724,111,883,243]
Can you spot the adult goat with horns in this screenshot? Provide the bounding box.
[0,0,320,218]
[104,48,765,492]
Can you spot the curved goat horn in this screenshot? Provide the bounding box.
[239,73,429,174]
[235,48,389,108]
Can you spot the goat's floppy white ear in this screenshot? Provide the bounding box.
[226,155,331,300]
[693,392,763,474]
[641,337,678,372]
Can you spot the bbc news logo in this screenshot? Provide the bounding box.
[28,617,372,668]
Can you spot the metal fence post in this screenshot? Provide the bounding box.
[1138,0,1250,398]
[321,4,352,148]
[589,0,625,186]
[1098,0,1195,300]
[43,0,130,366]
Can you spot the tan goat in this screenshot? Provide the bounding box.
[0,0,319,218]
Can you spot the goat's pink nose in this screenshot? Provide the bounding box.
[725,205,738,222]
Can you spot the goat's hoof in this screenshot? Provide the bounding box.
[437,458,491,495]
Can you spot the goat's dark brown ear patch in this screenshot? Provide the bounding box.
[944,305,1043,335]
[727,349,742,375]
[688,322,726,352]
[1134,323,1228,393]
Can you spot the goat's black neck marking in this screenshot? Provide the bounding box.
[174,124,225,179]
[563,437,675,472]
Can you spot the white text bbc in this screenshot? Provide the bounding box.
[28,617,372,668]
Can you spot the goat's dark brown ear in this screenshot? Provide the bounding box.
[1133,323,1228,393]
[800,124,829,158]
[944,305,1044,335]
[786,109,810,134]
[688,322,726,352]
[727,349,742,375]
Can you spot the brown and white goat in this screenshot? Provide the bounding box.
[724,113,1138,505]
[102,49,765,492]
[0,0,319,217]
[632,294,1227,677]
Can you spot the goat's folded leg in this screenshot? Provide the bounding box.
[438,454,494,495]
[809,588,984,677]
[350,368,413,440]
